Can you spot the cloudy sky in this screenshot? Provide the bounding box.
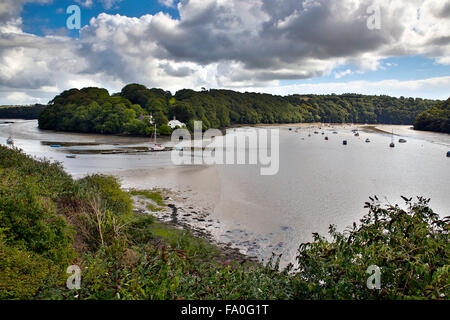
[0,0,449,105]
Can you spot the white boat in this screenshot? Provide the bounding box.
[150,123,165,152]
[6,136,14,145]
[150,143,165,152]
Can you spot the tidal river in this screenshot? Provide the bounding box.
[1,119,449,265]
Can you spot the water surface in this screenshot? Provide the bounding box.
[1,120,449,265]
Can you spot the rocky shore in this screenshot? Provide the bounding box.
[130,188,259,263]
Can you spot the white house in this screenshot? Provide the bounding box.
[168,116,186,129]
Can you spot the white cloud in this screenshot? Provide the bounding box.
[334,69,353,79]
[0,0,449,104]
[245,76,450,100]
[158,0,178,8]
[75,0,94,8]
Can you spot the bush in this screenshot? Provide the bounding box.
[293,196,449,299]
[0,240,56,299]
[77,175,133,218]
[158,124,172,136]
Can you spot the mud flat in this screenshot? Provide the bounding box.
[129,187,259,263]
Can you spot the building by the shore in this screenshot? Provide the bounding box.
[168,116,186,129]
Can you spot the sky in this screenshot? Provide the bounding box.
[0,0,449,105]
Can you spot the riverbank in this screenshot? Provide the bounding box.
[1,145,448,300]
[129,186,257,263]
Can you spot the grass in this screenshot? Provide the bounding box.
[150,222,218,259]
[146,203,162,212]
[129,189,166,206]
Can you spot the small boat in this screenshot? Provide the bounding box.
[314,131,319,134]
[365,138,370,143]
[332,131,338,134]
[289,128,292,131]
[447,151,450,158]
[66,155,78,159]
[6,136,14,145]
[324,136,328,140]
[308,134,311,137]
[149,123,165,152]
[399,139,407,143]
[389,129,395,148]
[354,132,360,137]
[50,145,61,148]
[343,140,347,145]
[150,143,165,152]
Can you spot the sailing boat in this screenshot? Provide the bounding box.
[390,129,395,148]
[150,123,165,152]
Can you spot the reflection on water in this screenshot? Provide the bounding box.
[1,120,449,265]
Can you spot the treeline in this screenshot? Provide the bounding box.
[38,84,440,135]
[0,104,47,119]
[414,98,450,133]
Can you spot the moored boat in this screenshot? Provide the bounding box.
[399,139,407,143]
[6,136,14,145]
[150,123,165,152]
[150,143,165,152]
[365,138,370,143]
[343,140,347,145]
[390,129,395,148]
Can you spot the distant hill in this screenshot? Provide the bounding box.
[0,104,47,119]
[38,84,440,135]
[414,98,450,134]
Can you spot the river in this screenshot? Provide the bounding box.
[1,119,449,265]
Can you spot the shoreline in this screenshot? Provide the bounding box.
[129,186,259,263]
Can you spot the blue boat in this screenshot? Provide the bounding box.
[50,145,61,148]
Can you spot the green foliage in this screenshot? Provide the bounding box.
[0,104,46,119]
[158,124,172,136]
[129,189,166,206]
[39,84,441,136]
[0,240,56,299]
[78,175,133,218]
[38,87,153,135]
[293,196,449,299]
[0,147,75,265]
[414,98,450,133]
[1,146,448,300]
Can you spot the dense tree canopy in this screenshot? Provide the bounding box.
[0,104,46,119]
[37,84,442,135]
[414,98,450,134]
